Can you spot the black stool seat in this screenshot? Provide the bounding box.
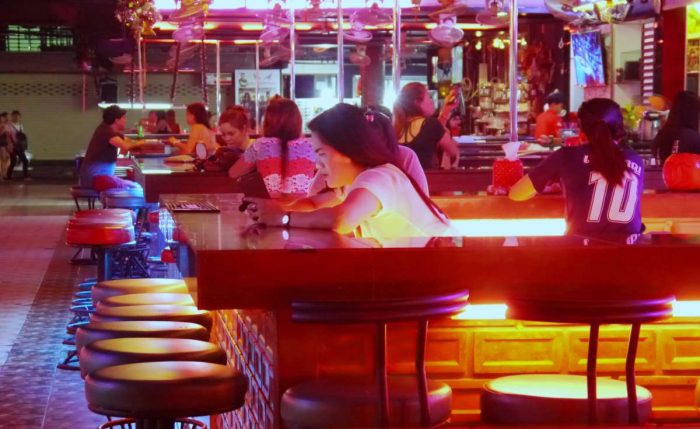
[79,337,227,377]
[97,293,194,310]
[480,295,674,426]
[75,320,209,352]
[282,376,451,428]
[70,186,100,198]
[85,361,248,419]
[481,374,652,425]
[101,188,146,209]
[91,305,212,330]
[92,278,187,303]
[282,290,469,428]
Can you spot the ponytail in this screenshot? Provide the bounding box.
[578,99,629,186]
[588,119,628,185]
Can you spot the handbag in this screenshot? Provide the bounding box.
[235,170,271,199]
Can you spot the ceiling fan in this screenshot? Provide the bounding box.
[429,13,464,48]
[475,0,509,27]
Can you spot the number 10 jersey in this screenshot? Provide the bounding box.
[529,145,644,235]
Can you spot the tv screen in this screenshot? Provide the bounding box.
[572,31,606,86]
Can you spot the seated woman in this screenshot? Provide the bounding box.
[653,90,700,164]
[80,105,144,191]
[304,107,429,199]
[154,110,172,134]
[228,97,315,199]
[393,82,459,170]
[218,106,251,151]
[242,103,451,241]
[167,102,218,156]
[509,98,644,235]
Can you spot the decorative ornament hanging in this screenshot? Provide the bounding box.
[115,0,162,37]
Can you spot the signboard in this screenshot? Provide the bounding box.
[206,73,233,86]
[234,69,282,124]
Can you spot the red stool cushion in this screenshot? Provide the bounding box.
[66,223,134,246]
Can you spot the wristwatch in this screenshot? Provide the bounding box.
[281,212,291,229]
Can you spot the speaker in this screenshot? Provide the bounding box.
[100,79,118,103]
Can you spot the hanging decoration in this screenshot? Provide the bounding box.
[114,0,161,37]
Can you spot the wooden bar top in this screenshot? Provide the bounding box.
[161,193,700,311]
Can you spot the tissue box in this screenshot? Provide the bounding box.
[492,158,524,188]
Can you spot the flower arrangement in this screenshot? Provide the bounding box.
[621,104,646,133]
[115,0,162,37]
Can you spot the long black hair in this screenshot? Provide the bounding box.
[308,103,446,223]
[665,91,700,131]
[187,102,211,129]
[578,98,628,186]
[262,96,302,179]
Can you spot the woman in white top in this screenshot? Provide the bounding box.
[243,103,450,241]
[167,102,218,155]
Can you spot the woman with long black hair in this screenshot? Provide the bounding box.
[243,103,450,240]
[510,98,644,234]
[652,90,700,164]
[228,96,315,198]
[167,102,218,155]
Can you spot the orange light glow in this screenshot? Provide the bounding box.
[241,23,265,31]
[450,219,566,237]
[452,304,508,320]
[153,22,217,31]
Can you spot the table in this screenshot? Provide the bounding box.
[158,193,700,428]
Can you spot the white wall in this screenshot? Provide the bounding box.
[0,73,229,160]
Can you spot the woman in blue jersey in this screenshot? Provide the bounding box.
[510,98,644,234]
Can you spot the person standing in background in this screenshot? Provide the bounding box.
[7,110,29,180]
[534,91,565,144]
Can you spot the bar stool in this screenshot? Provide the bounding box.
[79,337,226,378]
[76,320,209,352]
[91,304,213,331]
[281,290,469,428]
[85,361,248,429]
[480,295,675,425]
[100,188,147,211]
[70,185,100,211]
[96,293,194,310]
[92,278,187,304]
[66,221,135,281]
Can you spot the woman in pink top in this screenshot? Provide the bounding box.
[228,97,315,198]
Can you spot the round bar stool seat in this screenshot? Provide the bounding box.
[75,320,209,352]
[481,374,652,425]
[74,208,134,221]
[79,338,226,378]
[68,217,132,228]
[70,186,100,199]
[91,305,212,330]
[92,278,187,303]
[282,290,469,428]
[96,293,194,310]
[282,376,451,428]
[480,295,674,426]
[85,361,248,420]
[66,222,135,247]
[70,186,100,210]
[101,188,146,210]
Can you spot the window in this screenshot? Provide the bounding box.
[3,25,73,52]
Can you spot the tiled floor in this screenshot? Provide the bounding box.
[0,183,105,428]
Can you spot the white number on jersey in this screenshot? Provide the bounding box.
[587,172,639,224]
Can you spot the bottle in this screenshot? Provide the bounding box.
[137,124,144,138]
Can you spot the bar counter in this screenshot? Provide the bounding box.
[158,194,700,428]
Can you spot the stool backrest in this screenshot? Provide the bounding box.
[506,295,675,325]
[291,290,469,324]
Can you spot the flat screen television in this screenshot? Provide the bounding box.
[571,31,606,86]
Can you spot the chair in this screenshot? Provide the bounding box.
[480,295,675,425]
